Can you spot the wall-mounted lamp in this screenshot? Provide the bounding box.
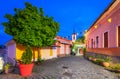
[108,18,112,23]
[94,25,98,29]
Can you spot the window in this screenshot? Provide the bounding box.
[104,32,108,48]
[91,39,93,48]
[118,26,120,47]
[96,36,99,48]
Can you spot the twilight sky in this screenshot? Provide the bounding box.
[0,0,112,39]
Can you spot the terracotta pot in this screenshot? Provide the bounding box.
[19,63,34,77]
[5,69,9,74]
[92,58,97,62]
[102,62,110,67]
[88,57,92,61]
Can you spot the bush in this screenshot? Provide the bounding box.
[82,47,86,57]
[21,45,32,64]
[37,57,44,63]
[95,58,104,65]
[4,63,11,70]
[104,56,112,62]
[107,64,120,70]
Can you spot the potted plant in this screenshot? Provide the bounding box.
[102,56,112,67]
[4,63,10,74]
[88,56,93,61]
[106,64,120,73]
[35,57,44,65]
[92,58,97,62]
[19,45,34,77]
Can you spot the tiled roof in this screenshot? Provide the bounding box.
[0,28,12,45]
[55,36,72,45]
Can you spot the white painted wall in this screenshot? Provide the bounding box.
[60,44,64,54]
[52,47,57,58]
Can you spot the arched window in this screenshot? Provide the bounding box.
[96,36,99,48]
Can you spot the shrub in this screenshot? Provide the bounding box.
[82,47,86,57]
[104,56,112,62]
[95,58,104,65]
[21,45,32,64]
[37,57,44,63]
[5,63,11,70]
[107,64,120,70]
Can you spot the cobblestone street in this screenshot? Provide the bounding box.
[0,56,119,79]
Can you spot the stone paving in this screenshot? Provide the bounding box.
[0,56,119,79]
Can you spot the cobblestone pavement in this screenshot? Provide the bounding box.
[0,56,119,79]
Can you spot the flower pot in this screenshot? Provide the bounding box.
[19,63,34,76]
[102,62,110,67]
[92,58,97,62]
[88,57,92,61]
[5,69,9,74]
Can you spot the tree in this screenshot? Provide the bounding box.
[2,2,60,47]
[76,35,85,44]
[2,2,60,60]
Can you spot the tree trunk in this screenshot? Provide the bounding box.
[38,48,41,58]
[32,47,35,61]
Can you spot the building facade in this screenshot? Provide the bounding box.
[55,36,72,57]
[5,36,72,64]
[86,0,120,62]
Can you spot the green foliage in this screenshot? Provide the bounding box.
[72,44,77,54]
[104,56,112,62]
[95,58,104,65]
[5,63,11,70]
[2,2,60,47]
[76,36,85,44]
[21,45,32,64]
[37,57,44,63]
[97,55,102,59]
[88,55,112,66]
[107,64,120,70]
[82,47,86,57]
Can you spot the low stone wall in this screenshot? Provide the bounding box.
[87,48,120,56]
[86,52,120,63]
[86,48,120,63]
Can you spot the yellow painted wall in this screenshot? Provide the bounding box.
[32,47,39,60]
[41,47,50,59]
[16,44,26,60]
[16,44,53,60]
[50,47,53,56]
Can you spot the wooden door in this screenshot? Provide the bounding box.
[91,39,93,48]
[104,32,108,48]
[118,26,120,47]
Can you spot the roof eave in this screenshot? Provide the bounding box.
[87,0,116,32]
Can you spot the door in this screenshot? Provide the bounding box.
[104,32,108,48]
[118,26,120,47]
[96,36,99,48]
[91,39,93,48]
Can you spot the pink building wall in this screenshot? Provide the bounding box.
[86,1,120,49]
[55,36,72,57]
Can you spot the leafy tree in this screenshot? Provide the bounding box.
[2,2,60,47]
[2,2,60,60]
[76,35,85,44]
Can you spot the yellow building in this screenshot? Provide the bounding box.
[6,40,57,63]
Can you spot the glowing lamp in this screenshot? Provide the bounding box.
[108,18,112,23]
[94,25,98,29]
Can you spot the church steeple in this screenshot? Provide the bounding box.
[72,28,77,43]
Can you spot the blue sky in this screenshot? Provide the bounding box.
[0,0,112,39]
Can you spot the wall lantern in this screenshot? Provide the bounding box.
[108,18,112,23]
[94,25,98,29]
